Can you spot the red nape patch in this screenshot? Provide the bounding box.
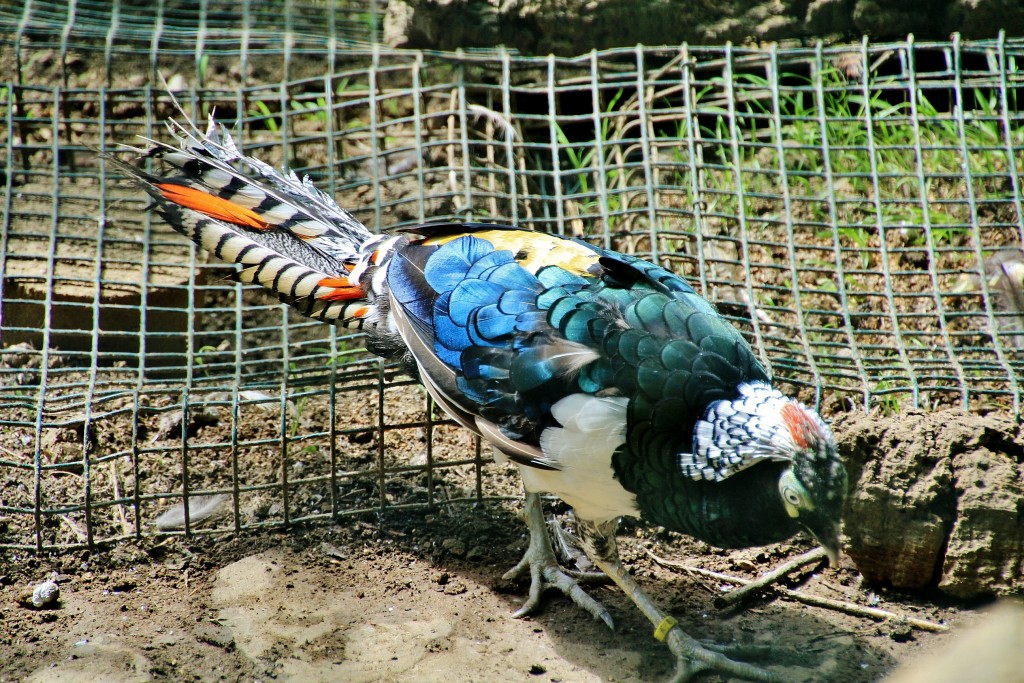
[316,277,366,301]
[157,183,270,231]
[781,402,820,448]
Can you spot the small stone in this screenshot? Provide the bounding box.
[890,623,914,643]
[733,558,758,572]
[16,580,60,609]
[442,538,466,557]
[165,73,188,92]
[321,542,349,561]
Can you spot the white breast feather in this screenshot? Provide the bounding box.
[519,393,639,524]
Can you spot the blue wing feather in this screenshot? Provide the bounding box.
[472,304,518,340]
[387,245,439,331]
[448,279,507,326]
[497,289,535,315]
[433,291,472,365]
[424,235,494,291]
[465,249,513,278]
[537,265,588,289]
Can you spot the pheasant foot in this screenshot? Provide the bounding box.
[661,627,782,683]
[548,511,611,577]
[503,491,614,629]
[577,518,781,683]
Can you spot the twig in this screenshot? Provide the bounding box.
[716,547,827,607]
[645,549,949,633]
[57,515,88,543]
[109,460,133,537]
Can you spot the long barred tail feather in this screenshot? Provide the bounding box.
[106,114,398,328]
[152,116,375,255]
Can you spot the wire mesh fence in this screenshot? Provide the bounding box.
[2,11,1022,552]
[3,0,382,69]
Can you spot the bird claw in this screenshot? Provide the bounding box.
[584,542,782,683]
[504,492,615,630]
[664,628,782,683]
[503,550,614,629]
[548,512,601,573]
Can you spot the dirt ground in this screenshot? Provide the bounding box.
[2,348,1015,683]
[0,399,995,683]
[0,508,979,683]
[2,331,1013,683]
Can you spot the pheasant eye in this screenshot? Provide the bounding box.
[783,487,801,506]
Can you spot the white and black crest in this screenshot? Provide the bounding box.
[679,381,833,482]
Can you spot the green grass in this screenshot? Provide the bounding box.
[247,77,357,174]
[645,62,1022,411]
[684,64,1023,233]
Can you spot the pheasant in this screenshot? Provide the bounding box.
[109,116,847,683]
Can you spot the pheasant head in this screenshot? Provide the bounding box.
[683,382,848,563]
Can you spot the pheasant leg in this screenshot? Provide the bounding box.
[579,519,781,683]
[503,490,614,629]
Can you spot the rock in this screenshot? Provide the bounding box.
[949,0,1024,38]
[16,580,60,609]
[441,538,466,557]
[193,621,235,651]
[850,1,934,37]
[940,439,1024,598]
[888,623,914,643]
[805,0,855,35]
[383,0,1014,55]
[837,409,1024,597]
[151,408,220,442]
[839,411,955,589]
[164,73,188,92]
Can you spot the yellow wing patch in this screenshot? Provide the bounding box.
[422,229,599,277]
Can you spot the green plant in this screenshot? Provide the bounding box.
[197,53,210,87]
[290,97,329,124]
[551,89,627,234]
[194,344,224,374]
[290,396,308,438]
[249,100,280,133]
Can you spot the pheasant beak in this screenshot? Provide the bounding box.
[807,516,842,567]
[821,539,840,567]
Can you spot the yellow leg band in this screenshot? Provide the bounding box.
[653,616,678,642]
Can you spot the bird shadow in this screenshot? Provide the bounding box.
[365,501,901,683]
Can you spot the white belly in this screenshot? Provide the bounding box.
[518,393,639,524]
